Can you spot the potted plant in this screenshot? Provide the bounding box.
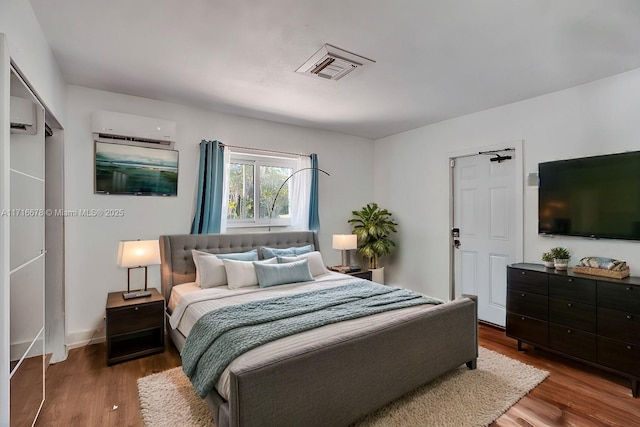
[550,247,571,270]
[541,252,554,268]
[348,203,398,284]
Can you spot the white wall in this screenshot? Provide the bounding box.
[374,67,640,301]
[0,0,66,126]
[65,85,374,346]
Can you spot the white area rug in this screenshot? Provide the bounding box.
[137,347,548,427]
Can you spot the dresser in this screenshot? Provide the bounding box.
[507,263,639,397]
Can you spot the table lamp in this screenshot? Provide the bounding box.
[117,239,161,299]
[332,234,358,267]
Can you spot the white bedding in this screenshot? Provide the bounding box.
[169,272,440,400]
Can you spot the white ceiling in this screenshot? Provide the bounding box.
[29,0,640,140]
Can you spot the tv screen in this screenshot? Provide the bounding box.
[538,151,640,240]
[95,141,178,196]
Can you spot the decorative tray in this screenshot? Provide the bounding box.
[573,266,630,279]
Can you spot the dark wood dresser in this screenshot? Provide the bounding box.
[507,263,639,397]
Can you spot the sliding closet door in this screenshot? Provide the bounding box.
[9,68,46,427]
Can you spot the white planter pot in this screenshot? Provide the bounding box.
[370,267,385,284]
[543,261,555,268]
[554,259,569,271]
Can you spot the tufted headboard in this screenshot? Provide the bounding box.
[158,231,320,302]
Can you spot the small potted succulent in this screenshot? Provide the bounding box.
[550,247,571,270]
[541,252,554,268]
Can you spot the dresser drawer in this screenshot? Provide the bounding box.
[506,313,548,346]
[549,298,596,332]
[107,301,163,336]
[597,307,640,345]
[597,282,640,314]
[508,268,548,295]
[598,336,640,377]
[507,290,548,320]
[549,276,596,305]
[549,323,596,362]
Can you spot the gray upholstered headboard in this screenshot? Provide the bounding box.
[158,231,320,302]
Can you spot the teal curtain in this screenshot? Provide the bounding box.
[308,153,320,231]
[191,140,225,234]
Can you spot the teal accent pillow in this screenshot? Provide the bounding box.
[254,259,314,288]
[216,249,259,261]
[260,244,314,259]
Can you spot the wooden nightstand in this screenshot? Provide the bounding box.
[106,288,165,365]
[347,270,372,281]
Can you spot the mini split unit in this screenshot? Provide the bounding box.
[296,44,375,81]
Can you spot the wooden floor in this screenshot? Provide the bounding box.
[32,324,639,427]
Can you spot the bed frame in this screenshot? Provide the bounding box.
[160,231,478,427]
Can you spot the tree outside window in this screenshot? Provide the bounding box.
[227,154,295,226]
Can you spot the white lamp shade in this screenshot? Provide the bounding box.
[332,234,357,250]
[117,240,161,267]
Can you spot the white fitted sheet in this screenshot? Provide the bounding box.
[169,272,439,400]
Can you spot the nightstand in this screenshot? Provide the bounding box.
[106,288,165,365]
[347,270,372,281]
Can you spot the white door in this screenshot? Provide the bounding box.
[453,152,517,326]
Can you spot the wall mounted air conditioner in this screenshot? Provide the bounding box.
[10,96,36,135]
[91,110,177,148]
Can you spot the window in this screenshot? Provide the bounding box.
[227,153,298,227]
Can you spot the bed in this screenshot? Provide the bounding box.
[160,231,478,427]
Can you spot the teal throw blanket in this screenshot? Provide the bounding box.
[182,281,442,397]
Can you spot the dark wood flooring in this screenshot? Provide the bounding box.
[32,324,639,426]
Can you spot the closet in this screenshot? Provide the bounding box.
[8,66,46,426]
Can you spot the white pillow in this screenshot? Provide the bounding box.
[223,258,278,289]
[278,251,329,277]
[191,250,226,288]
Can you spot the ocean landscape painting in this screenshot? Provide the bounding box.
[95,141,178,196]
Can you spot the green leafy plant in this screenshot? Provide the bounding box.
[541,252,553,262]
[348,203,398,269]
[550,247,571,260]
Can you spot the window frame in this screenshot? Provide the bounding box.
[226,152,298,228]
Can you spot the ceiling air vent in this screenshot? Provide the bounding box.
[296,44,375,81]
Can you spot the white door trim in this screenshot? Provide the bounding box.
[448,139,524,301]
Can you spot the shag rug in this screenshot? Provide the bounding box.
[137,347,548,427]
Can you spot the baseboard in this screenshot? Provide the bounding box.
[66,328,106,350]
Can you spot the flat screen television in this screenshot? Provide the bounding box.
[538,151,640,240]
[95,141,178,196]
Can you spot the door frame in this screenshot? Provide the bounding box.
[448,139,524,301]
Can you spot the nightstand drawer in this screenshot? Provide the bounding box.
[349,270,372,280]
[108,301,163,336]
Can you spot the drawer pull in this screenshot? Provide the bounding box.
[521,271,526,275]
[135,307,139,311]
[567,329,572,334]
[626,287,632,291]
[627,315,633,319]
[627,345,633,350]
[567,303,573,307]
[521,317,525,321]
[521,293,526,297]
[568,278,573,282]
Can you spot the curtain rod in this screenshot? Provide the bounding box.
[219,143,311,158]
